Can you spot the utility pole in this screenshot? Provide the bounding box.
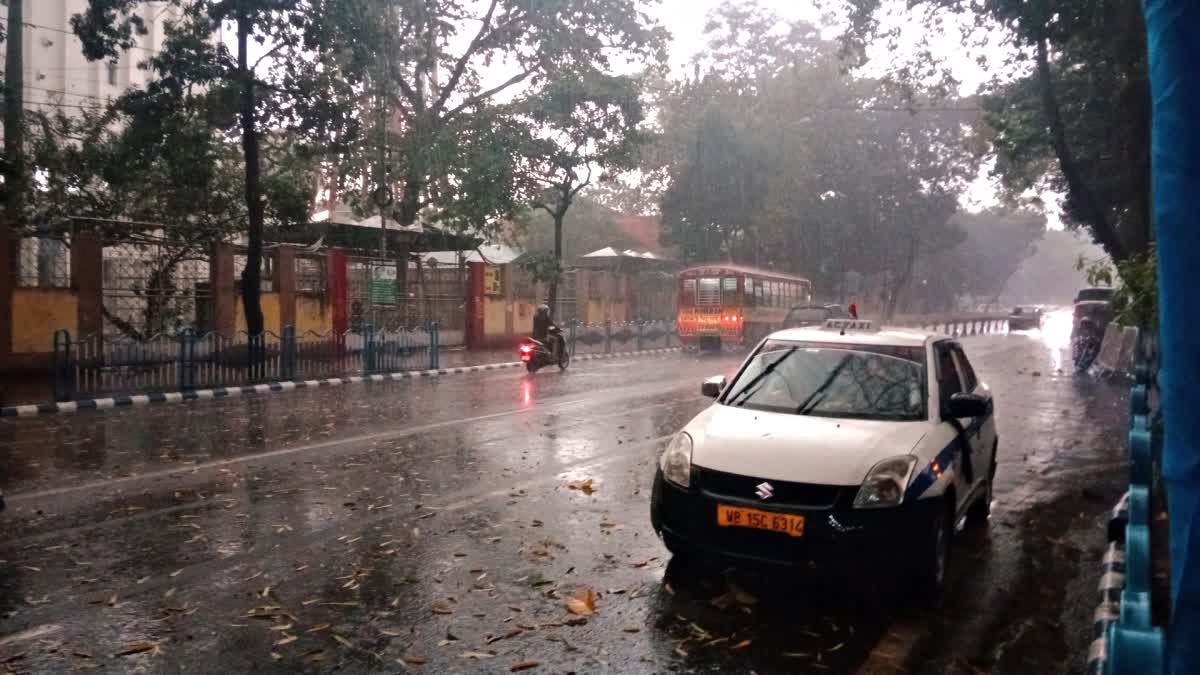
[2,0,25,360]
[4,0,24,228]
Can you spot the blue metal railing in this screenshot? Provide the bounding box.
[51,322,441,400]
[1089,334,1166,674]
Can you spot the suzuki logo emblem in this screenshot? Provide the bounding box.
[755,482,774,500]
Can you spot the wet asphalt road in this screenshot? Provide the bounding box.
[0,325,1129,674]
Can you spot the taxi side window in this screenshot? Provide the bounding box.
[952,347,978,391]
[936,343,964,408]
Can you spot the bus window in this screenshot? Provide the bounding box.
[697,278,720,306]
[722,277,738,306]
[682,278,696,306]
[754,279,764,305]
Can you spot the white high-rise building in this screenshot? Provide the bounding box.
[3,0,177,115]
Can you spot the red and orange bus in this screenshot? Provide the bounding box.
[676,264,813,350]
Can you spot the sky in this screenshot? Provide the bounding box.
[651,0,823,72]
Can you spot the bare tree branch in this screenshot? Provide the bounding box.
[432,0,500,113]
[444,67,536,119]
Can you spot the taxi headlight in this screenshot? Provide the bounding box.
[853,456,918,509]
[660,432,693,488]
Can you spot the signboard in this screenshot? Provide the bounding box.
[483,265,503,297]
[369,263,397,305]
[824,319,875,331]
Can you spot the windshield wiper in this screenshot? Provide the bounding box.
[725,347,798,407]
[795,353,852,415]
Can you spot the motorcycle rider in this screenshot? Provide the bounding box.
[532,304,560,359]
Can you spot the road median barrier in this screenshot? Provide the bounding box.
[0,347,682,418]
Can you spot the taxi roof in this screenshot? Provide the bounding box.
[765,325,944,348]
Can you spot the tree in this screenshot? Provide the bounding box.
[655,2,981,315]
[950,209,1046,307]
[835,0,1150,263]
[509,196,639,260]
[325,0,666,237]
[73,0,367,340]
[515,72,649,309]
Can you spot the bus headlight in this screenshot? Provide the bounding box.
[660,433,693,488]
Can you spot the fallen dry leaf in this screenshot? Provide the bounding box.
[431,600,454,615]
[332,634,354,648]
[565,587,597,616]
[460,651,497,659]
[114,641,158,657]
[274,635,298,647]
[511,659,541,671]
[302,649,326,664]
[399,655,427,665]
[305,623,331,634]
[623,626,641,633]
[566,479,596,495]
[732,639,752,650]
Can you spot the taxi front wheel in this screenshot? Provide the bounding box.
[913,498,953,602]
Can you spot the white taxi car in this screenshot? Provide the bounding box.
[651,320,997,593]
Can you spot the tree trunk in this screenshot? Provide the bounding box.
[237,13,265,341]
[1034,35,1130,262]
[547,211,564,312]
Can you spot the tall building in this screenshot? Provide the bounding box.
[4,0,177,115]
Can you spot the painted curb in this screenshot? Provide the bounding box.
[0,347,683,418]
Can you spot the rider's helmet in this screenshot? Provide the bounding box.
[536,304,551,319]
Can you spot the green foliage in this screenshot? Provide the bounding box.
[510,197,637,259]
[1112,246,1158,328]
[1077,256,1114,288]
[835,0,1151,263]
[653,2,985,316]
[519,251,565,286]
[328,0,666,233]
[1073,246,1155,327]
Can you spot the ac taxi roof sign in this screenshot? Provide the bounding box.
[823,319,877,331]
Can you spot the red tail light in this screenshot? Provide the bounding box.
[519,344,532,354]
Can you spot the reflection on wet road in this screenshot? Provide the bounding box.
[0,334,1129,674]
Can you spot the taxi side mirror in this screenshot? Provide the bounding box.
[702,375,726,398]
[946,392,988,419]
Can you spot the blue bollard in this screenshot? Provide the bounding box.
[281,325,296,380]
[52,329,75,402]
[179,328,196,390]
[429,321,440,370]
[363,323,376,373]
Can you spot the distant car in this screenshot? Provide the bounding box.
[651,320,998,595]
[1073,287,1114,333]
[1007,305,1043,331]
[782,304,848,329]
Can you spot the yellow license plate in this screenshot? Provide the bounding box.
[716,504,804,537]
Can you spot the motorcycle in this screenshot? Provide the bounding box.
[1073,321,1103,372]
[519,326,570,373]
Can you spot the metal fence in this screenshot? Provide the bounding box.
[566,320,676,357]
[101,234,212,339]
[52,323,440,400]
[16,236,71,288]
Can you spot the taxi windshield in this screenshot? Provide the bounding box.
[722,340,927,421]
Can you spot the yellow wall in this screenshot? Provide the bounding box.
[296,296,332,335]
[583,299,628,324]
[235,292,281,334]
[12,288,78,353]
[483,297,508,337]
[514,301,536,335]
